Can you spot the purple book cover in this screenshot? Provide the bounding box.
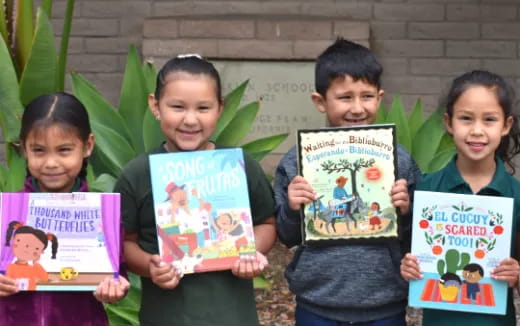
[0,192,120,291]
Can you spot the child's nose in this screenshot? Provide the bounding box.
[350,97,364,113]
[183,110,198,124]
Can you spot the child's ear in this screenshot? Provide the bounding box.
[502,115,514,136]
[84,133,95,158]
[443,113,453,135]
[148,93,160,119]
[217,99,224,117]
[311,92,327,113]
[377,89,384,106]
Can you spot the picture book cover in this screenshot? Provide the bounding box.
[409,190,513,315]
[0,192,121,291]
[297,124,398,243]
[149,148,256,274]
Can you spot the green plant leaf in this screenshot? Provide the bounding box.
[253,275,272,290]
[71,72,133,146]
[413,111,446,171]
[427,148,456,173]
[19,8,57,106]
[118,45,148,153]
[14,0,34,72]
[5,151,26,192]
[89,173,117,193]
[375,102,388,124]
[89,148,120,179]
[142,109,164,152]
[408,99,423,140]
[91,121,136,175]
[142,60,157,94]
[42,0,52,18]
[241,134,288,161]
[216,101,259,146]
[0,37,24,142]
[213,80,248,140]
[0,0,7,43]
[386,95,411,152]
[436,133,455,153]
[56,0,75,91]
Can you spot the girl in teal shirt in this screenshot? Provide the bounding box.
[401,70,520,326]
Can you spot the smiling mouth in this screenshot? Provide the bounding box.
[345,118,366,124]
[467,142,486,151]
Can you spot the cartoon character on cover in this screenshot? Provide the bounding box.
[166,182,211,247]
[367,202,382,230]
[462,264,484,303]
[212,213,244,241]
[4,221,58,290]
[329,176,356,232]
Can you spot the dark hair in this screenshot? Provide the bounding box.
[445,70,520,173]
[463,263,484,277]
[315,37,382,97]
[19,92,92,179]
[5,221,59,259]
[154,55,222,101]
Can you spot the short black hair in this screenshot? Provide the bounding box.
[315,37,382,97]
[463,263,484,277]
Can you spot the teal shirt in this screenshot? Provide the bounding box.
[417,156,520,326]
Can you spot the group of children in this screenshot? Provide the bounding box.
[0,37,517,326]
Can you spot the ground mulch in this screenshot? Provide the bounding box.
[256,241,520,326]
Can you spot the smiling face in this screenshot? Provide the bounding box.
[312,75,383,127]
[444,86,513,168]
[12,233,45,263]
[149,72,223,152]
[23,124,94,193]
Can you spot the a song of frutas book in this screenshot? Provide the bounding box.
[297,124,398,243]
[409,191,513,315]
[0,192,120,291]
[149,148,256,274]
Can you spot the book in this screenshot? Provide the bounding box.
[0,192,120,291]
[409,190,513,315]
[149,148,256,274]
[297,124,398,243]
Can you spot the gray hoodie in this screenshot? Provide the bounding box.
[274,144,421,322]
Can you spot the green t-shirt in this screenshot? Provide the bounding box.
[114,144,275,326]
[417,156,519,326]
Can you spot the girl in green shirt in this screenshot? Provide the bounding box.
[401,70,520,326]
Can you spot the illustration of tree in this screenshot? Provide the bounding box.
[321,158,375,198]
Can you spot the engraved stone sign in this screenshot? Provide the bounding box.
[213,60,325,154]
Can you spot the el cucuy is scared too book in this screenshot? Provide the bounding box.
[409,191,513,315]
[0,192,121,291]
[297,124,398,244]
[149,148,256,274]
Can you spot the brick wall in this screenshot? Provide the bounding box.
[49,0,520,113]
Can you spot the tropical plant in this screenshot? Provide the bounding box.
[0,0,76,191]
[375,96,456,173]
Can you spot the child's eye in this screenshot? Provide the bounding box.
[362,94,375,99]
[458,115,471,121]
[198,106,210,111]
[340,95,352,100]
[59,147,72,153]
[171,104,184,110]
[485,116,498,122]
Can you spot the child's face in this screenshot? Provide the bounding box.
[149,72,223,152]
[312,75,383,127]
[23,125,94,192]
[12,233,45,262]
[462,270,483,284]
[444,86,512,167]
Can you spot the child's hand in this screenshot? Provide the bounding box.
[491,257,520,288]
[149,255,183,289]
[93,276,130,303]
[400,253,423,281]
[0,274,18,296]
[390,179,410,215]
[288,176,316,211]
[231,252,268,279]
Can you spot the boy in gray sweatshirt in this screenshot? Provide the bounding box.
[274,38,421,325]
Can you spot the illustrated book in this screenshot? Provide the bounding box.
[0,192,120,291]
[297,124,398,243]
[149,148,256,274]
[409,190,513,315]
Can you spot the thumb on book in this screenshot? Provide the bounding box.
[150,254,165,267]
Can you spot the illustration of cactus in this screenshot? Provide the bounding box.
[437,249,471,276]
